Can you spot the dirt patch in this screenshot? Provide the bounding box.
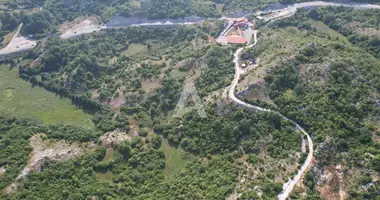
[108,86,127,111]
[60,16,100,33]
[141,79,161,92]
[234,29,312,105]
[4,134,85,194]
[60,17,103,39]
[314,164,347,200]
[129,119,140,137]
[99,129,131,147]
[0,166,5,176]
[0,23,36,55]
[21,134,83,177]
[91,89,99,100]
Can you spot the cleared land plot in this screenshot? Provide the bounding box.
[96,147,114,182]
[0,65,93,128]
[121,43,148,56]
[160,140,192,178]
[60,17,104,39]
[309,20,349,43]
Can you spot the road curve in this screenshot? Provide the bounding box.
[227,2,380,199]
[228,31,314,199]
[0,23,36,56]
[1,1,380,55]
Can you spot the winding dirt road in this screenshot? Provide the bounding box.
[226,2,380,199]
[229,31,314,200]
[1,1,379,198]
[227,31,314,200]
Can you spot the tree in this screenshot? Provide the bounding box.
[371,155,380,172]
[118,141,131,158]
[151,135,162,149]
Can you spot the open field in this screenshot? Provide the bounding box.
[160,140,192,177]
[0,65,93,128]
[96,147,114,182]
[309,20,349,43]
[121,43,148,56]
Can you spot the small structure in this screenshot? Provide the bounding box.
[233,18,248,24]
[233,18,249,30]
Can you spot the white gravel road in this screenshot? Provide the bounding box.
[0,23,36,56]
[2,1,380,55]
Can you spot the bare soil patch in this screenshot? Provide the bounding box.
[20,134,84,178]
[4,134,87,194]
[109,87,126,110]
[0,166,5,176]
[0,24,36,55]
[99,129,131,147]
[141,79,161,92]
[60,16,101,33]
[315,164,347,200]
[60,17,103,39]
[91,89,100,100]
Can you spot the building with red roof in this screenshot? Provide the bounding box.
[226,36,247,44]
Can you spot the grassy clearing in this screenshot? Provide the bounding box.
[121,43,148,56]
[1,31,16,48]
[216,4,224,14]
[309,20,349,43]
[96,147,114,181]
[104,148,114,162]
[169,69,187,79]
[0,65,93,128]
[96,171,113,182]
[160,139,192,178]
